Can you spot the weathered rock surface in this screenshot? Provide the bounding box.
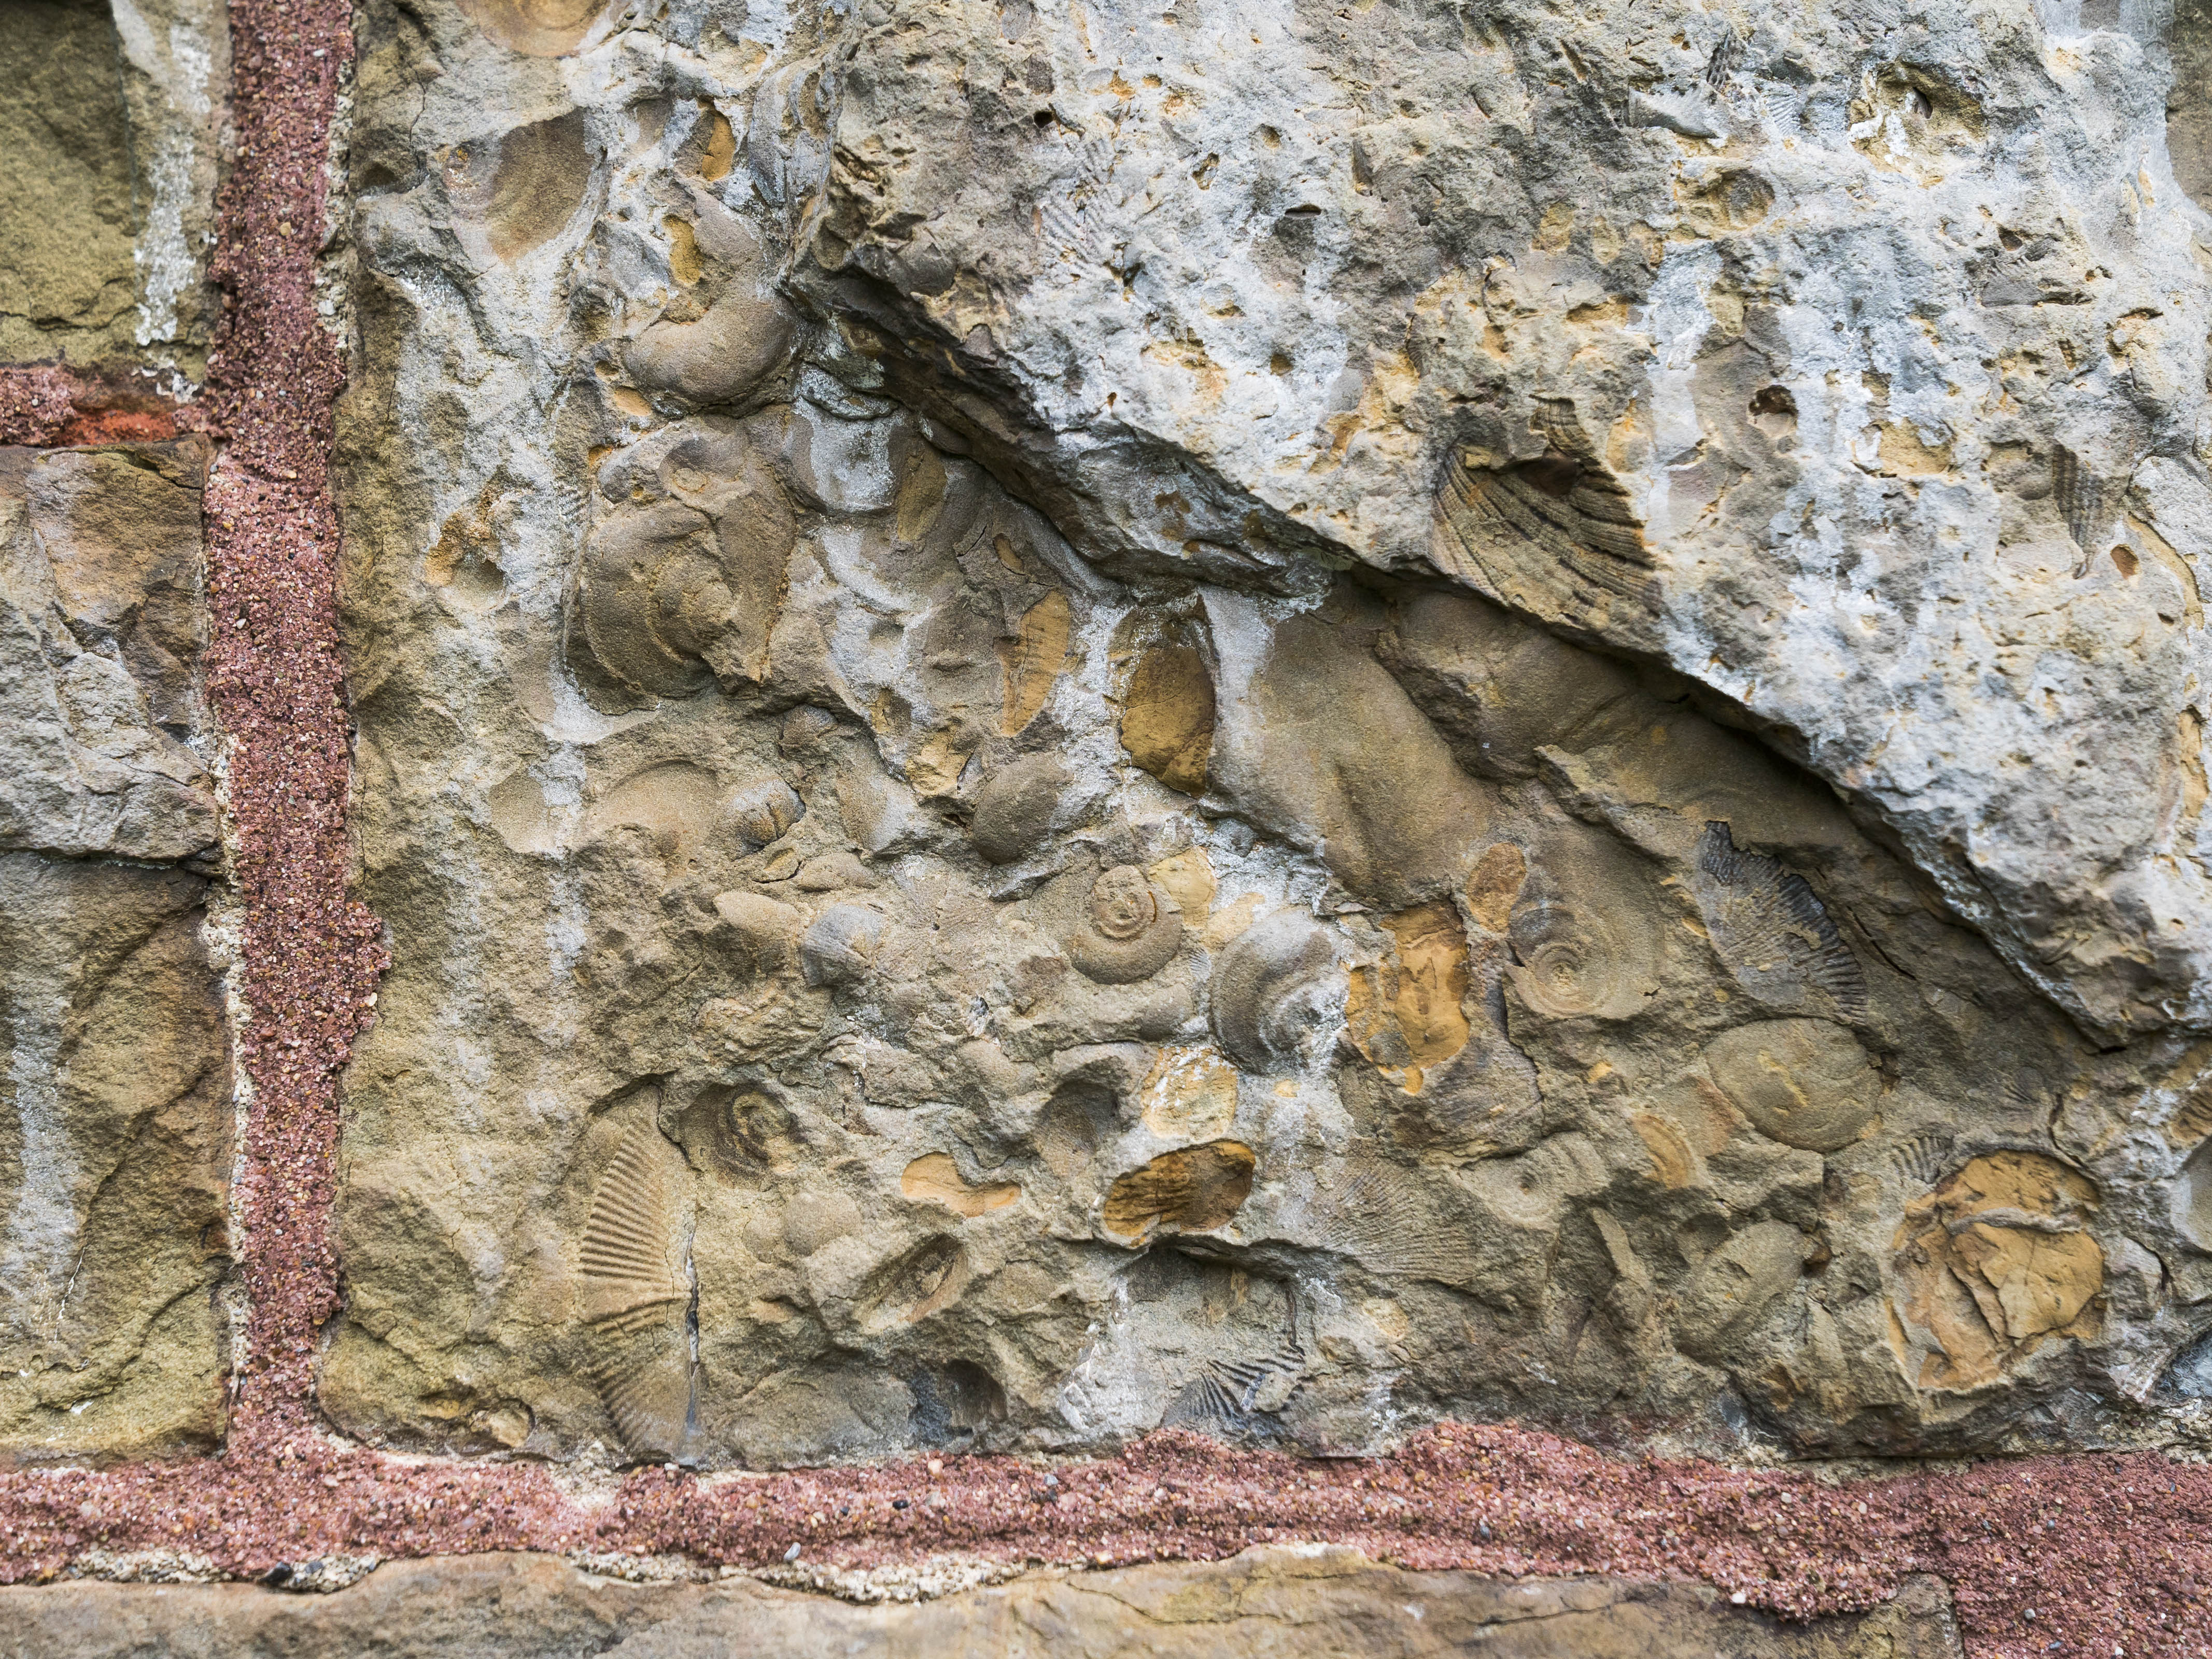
[1,441,220,864]
[0,438,231,1458]
[0,0,230,374]
[0,1547,1964,1658]
[809,0,2212,1043]
[322,0,2212,1471]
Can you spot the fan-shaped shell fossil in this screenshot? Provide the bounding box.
[1101,1141,1256,1243]
[1504,888,1655,1022]
[800,904,884,988]
[576,1114,693,1459]
[1209,911,1344,1074]
[1064,865,1184,984]
[1692,822,1868,1022]
[1702,1018,1882,1153]
[724,775,804,848]
[968,754,1069,865]
[1306,1160,1473,1283]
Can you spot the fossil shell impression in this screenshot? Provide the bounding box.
[1434,399,1656,623]
[1693,822,1868,1022]
[577,1114,692,1460]
[968,753,1070,865]
[573,440,794,703]
[1064,865,1184,984]
[1891,1152,2104,1393]
[724,775,804,848]
[799,904,884,988]
[1504,888,1655,1021]
[1210,911,1344,1074]
[1701,1018,1882,1154]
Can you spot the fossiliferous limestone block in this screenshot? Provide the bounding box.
[801,0,2212,1041]
[0,1549,1967,1659]
[0,441,218,863]
[329,0,2212,1471]
[0,0,230,369]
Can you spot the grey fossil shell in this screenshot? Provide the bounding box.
[968,753,1070,866]
[576,1114,693,1460]
[1210,911,1343,1073]
[800,904,885,987]
[1692,822,1868,1022]
[572,435,794,704]
[1063,864,1183,984]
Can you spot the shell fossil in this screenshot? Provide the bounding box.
[724,775,804,848]
[1701,1018,1883,1154]
[1101,1141,1257,1243]
[1692,822,1868,1022]
[1063,864,1184,984]
[968,753,1070,866]
[577,1114,694,1459]
[1209,911,1344,1073]
[800,904,885,988]
[1503,888,1654,1022]
[572,440,794,704]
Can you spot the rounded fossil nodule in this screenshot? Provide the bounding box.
[1064,865,1182,984]
[800,904,885,988]
[725,775,804,849]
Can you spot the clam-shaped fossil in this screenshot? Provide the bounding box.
[800,904,885,988]
[1064,864,1183,984]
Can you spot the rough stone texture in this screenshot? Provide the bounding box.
[330,0,2212,1472]
[0,437,230,1460]
[1,440,220,864]
[807,0,2212,1044]
[0,0,232,375]
[0,1547,1964,1658]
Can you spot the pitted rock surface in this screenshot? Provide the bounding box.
[325,0,2212,1473]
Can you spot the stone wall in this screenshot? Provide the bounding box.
[5,0,2212,1653]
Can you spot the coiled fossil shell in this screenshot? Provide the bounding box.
[800,904,884,988]
[1504,882,1656,1022]
[1210,911,1344,1073]
[1064,865,1183,985]
[572,436,793,705]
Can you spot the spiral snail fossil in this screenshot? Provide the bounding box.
[1063,864,1184,985]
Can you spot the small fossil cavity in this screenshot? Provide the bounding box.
[901,1152,1021,1218]
[1121,642,1215,794]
